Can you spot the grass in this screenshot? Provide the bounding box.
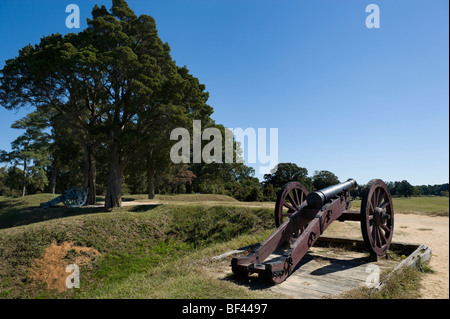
[0,198,278,299]
[336,266,422,299]
[391,196,449,216]
[336,258,435,299]
[76,230,280,299]
[0,194,105,229]
[0,193,447,299]
[351,196,449,217]
[122,193,240,203]
[0,193,255,230]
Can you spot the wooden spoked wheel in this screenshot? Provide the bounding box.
[274,182,309,227]
[63,187,88,208]
[360,179,394,256]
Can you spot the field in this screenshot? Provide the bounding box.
[0,194,448,299]
[351,196,449,217]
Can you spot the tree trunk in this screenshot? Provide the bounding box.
[186,183,192,194]
[22,159,27,197]
[50,163,57,194]
[105,156,123,209]
[83,149,97,205]
[147,168,155,199]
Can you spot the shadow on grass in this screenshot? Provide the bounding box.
[0,201,108,230]
[129,204,162,212]
[224,273,274,291]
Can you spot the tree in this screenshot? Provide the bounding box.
[86,1,214,208]
[263,162,313,190]
[261,183,277,201]
[133,66,213,199]
[413,186,423,196]
[0,166,24,196]
[399,180,414,198]
[188,123,252,195]
[0,31,104,204]
[350,183,366,200]
[312,170,340,190]
[170,165,197,194]
[0,166,19,196]
[0,111,50,196]
[46,113,87,195]
[0,1,213,208]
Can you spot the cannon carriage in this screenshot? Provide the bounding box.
[40,187,88,209]
[231,178,394,284]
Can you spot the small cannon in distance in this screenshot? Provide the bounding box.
[231,178,394,284]
[40,187,88,209]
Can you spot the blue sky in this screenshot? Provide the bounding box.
[0,0,448,186]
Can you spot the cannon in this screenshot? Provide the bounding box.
[231,178,394,283]
[40,187,88,209]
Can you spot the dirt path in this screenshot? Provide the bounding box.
[324,213,449,299]
[393,214,449,299]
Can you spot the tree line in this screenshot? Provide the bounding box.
[1,148,447,202]
[350,180,449,199]
[1,1,447,206]
[0,0,223,208]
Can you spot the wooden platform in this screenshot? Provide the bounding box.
[214,237,431,299]
[269,246,397,298]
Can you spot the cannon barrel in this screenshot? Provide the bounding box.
[306,178,357,209]
[39,187,87,208]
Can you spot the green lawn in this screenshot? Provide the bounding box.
[124,193,239,202]
[351,196,449,217]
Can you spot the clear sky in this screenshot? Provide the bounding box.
[0,0,448,186]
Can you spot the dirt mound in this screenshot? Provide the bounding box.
[30,242,100,292]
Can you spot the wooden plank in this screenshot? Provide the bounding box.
[376,244,432,290]
[211,244,255,260]
[271,284,326,299]
[290,270,366,288]
[276,279,338,297]
[316,236,422,255]
[280,276,348,295]
[272,254,372,298]
[338,210,361,221]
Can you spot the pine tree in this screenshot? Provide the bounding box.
[0,111,50,196]
[0,0,214,208]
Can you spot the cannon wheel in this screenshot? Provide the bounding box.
[360,179,394,257]
[274,182,309,227]
[63,188,88,208]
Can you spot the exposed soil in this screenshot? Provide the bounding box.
[393,214,449,299]
[30,242,100,292]
[306,213,449,298]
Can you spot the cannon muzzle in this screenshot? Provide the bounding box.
[306,178,357,209]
